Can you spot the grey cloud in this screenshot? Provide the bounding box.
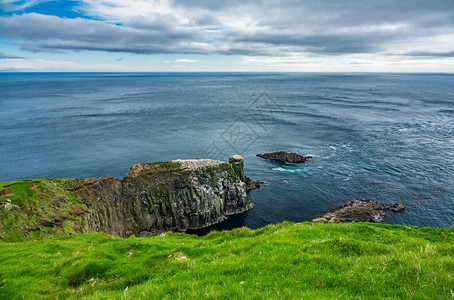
[402,51,454,58]
[188,11,221,27]
[0,0,453,57]
[172,0,250,11]
[0,13,206,54]
[0,52,24,59]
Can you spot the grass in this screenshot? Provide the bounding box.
[1,222,453,299]
[0,179,86,241]
[127,161,187,178]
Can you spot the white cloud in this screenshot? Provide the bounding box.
[0,58,133,71]
[175,59,199,63]
[241,53,454,72]
[79,0,181,22]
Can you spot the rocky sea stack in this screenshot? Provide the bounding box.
[257,151,311,163]
[312,199,406,224]
[71,156,253,237]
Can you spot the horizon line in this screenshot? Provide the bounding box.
[1,71,454,75]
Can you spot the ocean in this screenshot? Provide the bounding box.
[1,72,453,229]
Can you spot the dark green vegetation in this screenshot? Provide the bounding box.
[1,222,453,299]
[126,161,187,178]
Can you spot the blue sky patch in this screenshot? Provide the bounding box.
[2,0,87,19]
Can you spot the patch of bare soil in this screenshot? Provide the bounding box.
[29,181,40,190]
[0,188,14,198]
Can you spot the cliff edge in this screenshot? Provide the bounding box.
[71,155,252,237]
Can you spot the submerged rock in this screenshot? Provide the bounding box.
[312,199,405,224]
[257,151,311,163]
[71,156,253,237]
[245,178,265,192]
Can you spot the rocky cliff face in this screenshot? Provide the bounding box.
[71,156,252,237]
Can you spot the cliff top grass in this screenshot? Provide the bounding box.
[126,160,230,178]
[0,179,86,242]
[126,161,186,178]
[1,221,453,299]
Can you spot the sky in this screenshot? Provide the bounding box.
[1,0,454,72]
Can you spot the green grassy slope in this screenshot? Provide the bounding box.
[1,222,453,299]
[0,179,86,241]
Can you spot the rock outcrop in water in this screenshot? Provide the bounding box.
[257,151,311,163]
[229,155,264,192]
[245,178,265,192]
[312,199,405,224]
[71,156,253,237]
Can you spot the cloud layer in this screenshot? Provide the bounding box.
[1,0,453,71]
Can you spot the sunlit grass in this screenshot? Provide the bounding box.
[1,222,453,299]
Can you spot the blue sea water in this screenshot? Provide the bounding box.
[0,72,453,229]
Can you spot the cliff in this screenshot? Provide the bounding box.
[0,155,253,240]
[72,156,252,237]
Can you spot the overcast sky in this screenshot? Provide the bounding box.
[1,0,454,72]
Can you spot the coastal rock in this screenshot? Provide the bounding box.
[245,178,265,192]
[72,156,253,237]
[388,203,406,212]
[257,151,311,163]
[312,199,406,224]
